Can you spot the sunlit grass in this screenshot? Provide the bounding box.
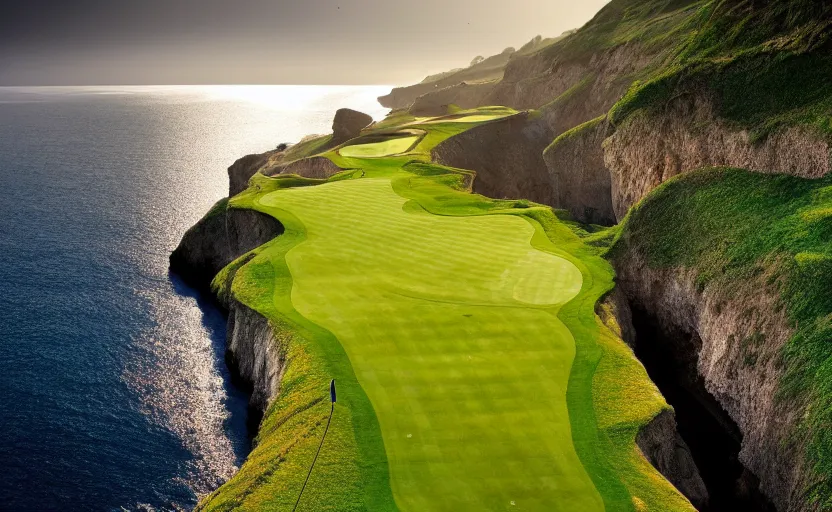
[198,107,694,511]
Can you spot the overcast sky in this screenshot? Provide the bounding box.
[0,0,611,86]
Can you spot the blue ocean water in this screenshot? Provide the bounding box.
[0,86,389,511]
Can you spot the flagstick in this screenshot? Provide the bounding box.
[292,380,336,512]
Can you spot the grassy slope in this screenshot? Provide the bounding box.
[610,167,832,508]
[198,108,693,511]
[609,0,832,139]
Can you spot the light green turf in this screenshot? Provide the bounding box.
[338,136,420,158]
[257,177,597,511]
[419,114,510,124]
[198,106,695,512]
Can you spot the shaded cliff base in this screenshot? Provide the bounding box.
[630,305,776,512]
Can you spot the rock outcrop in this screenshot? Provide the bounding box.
[228,150,279,197]
[432,112,555,206]
[605,95,832,219]
[169,202,284,291]
[379,50,514,110]
[544,116,615,225]
[409,82,497,116]
[332,108,373,143]
[487,42,655,112]
[612,244,807,511]
[171,198,286,417]
[598,289,708,508]
[637,409,710,510]
[273,155,344,179]
[224,297,285,414]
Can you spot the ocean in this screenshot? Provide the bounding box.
[0,85,390,511]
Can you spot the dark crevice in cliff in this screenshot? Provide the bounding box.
[630,306,777,512]
[223,349,265,436]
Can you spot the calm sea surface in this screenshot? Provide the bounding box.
[0,85,389,511]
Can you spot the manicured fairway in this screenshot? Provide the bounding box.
[257,178,602,509]
[257,177,595,510]
[200,107,695,512]
[338,136,420,157]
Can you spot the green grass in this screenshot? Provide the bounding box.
[338,136,420,158]
[256,177,599,511]
[608,0,832,139]
[610,167,832,508]
[283,134,335,162]
[198,107,694,511]
[418,113,511,124]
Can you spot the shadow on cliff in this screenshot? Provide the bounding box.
[630,306,777,512]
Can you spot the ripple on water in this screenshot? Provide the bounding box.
[122,285,239,500]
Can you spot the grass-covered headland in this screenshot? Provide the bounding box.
[195,108,694,511]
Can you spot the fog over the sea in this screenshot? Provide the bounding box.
[1,0,610,85]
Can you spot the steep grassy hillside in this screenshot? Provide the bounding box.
[195,108,695,511]
[611,167,832,509]
[610,0,832,139]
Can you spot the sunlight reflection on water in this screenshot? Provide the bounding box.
[0,85,390,511]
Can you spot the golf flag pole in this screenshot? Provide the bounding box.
[292,380,336,512]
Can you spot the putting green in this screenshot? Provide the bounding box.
[420,114,509,124]
[257,177,594,510]
[339,136,419,157]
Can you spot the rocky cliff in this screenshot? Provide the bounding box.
[169,201,283,292]
[431,112,556,205]
[605,95,832,219]
[597,290,709,508]
[170,199,285,419]
[612,248,804,510]
[544,116,615,225]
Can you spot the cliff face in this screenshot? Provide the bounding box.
[544,116,615,225]
[598,290,709,508]
[169,202,284,291]
[487,41,655,113]
[605,95,832,219]
[224,297,285,413]
[228,152,278,197]
[637,409,709,509]
[409,82,497,116]
[274,155,344,179]
[171,203,285,416]
[431,112,555,205]
[611,244,809,510]
[378,36,564,110]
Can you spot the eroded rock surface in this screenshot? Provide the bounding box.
[432,112,555,206]
[169,203,283,291]
[637,409,709,510]
[273,155,344,179]
[409,82,498,116]
[228,150,279,197]
[332,108,373,143]
[612,242,808,511]
[544,117,615,225]
[605,95,832,218]
[224,297,285,414]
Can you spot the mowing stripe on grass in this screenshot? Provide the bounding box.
[338,136,420,158]
[255,178,602,511]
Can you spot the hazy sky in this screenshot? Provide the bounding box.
[0,0,611,86]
